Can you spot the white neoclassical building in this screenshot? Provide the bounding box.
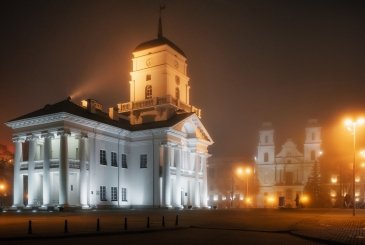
[255,119,322,208]
[6,18,213,209]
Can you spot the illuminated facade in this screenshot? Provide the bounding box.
[255,119,321,207]
[6,19,213,209]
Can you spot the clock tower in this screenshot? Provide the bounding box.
[117,13,200,125]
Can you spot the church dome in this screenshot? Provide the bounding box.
[134,36,186,57]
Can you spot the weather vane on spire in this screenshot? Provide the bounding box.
[158,3,166,38]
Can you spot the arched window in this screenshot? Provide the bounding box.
[310,150,316,161]
[145,85,152,99]
[264,152,269,162]
[175,87,180,100]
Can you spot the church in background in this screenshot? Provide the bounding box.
[5,17,213,210]
[255,119,322,208]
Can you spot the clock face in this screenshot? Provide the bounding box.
[146,58,152,67]
[174,60,179,68]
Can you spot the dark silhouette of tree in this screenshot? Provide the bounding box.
[304,161,331,207]
[0,144,13,207]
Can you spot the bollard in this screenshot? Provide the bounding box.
[124,217,128,230]
[64,219,68,233]
[175,214,179,226]
[96,218,100,232]
[146,216,150,228]
[28,220,32,235]
[162,216,165,227]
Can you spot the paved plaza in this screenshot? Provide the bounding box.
[0,208,364,244]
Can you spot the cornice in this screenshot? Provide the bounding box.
[6,112,131,136]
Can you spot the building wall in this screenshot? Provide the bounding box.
[9,113,210,209]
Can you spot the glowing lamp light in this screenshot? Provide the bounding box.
[0,184,4,191]
[355,192,360,197]
[345,118,365,130]
[267,196,275,204]
[213,195,218,201]
[236,167,243,175]
[245,167,252,175]
[330,190,337,197]
[331,176,338,184]
[222,196,226,201]
[300,195,309,204]
[361,162,365,168]
[81,100,88,108]
[355,198,360,202]
[355,176,360,183]
[245,197,252,204]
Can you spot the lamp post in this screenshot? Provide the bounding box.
[0,184,4,209]
[345,118,365,216]
[230,175,234,208]
[245,167,252,198]
[236,166,252,207]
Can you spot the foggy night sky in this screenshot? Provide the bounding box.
[1,0,365,163]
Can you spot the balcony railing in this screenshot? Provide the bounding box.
[117,95,201,118]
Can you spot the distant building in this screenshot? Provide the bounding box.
[255,120,322,208]
[5,17,213,209]
[208,157,255,208]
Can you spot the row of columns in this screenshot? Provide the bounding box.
[12,129,89,208]
[161,144,208,208]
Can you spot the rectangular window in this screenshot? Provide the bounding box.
[111,152,118,167]
[121,188,127,201]
[111,187,118,201]
[76,147,79,160]
[100,186,106,201]
[121,154,127,168]
[140,154,147,168]
[146,74,151,81]
[100,150,107,165]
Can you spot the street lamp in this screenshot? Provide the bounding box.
[236,167,252,206]
[344,117,365,216]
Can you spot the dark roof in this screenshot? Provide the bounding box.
[134,36,186,57]
[8,98,193,131]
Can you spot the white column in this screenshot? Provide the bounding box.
[42,133,53,207]
[79,134,89,208]
[193,152,200,208]
[201,155,208,208]
[169,147,174,206]
[58,129,70,207]
[175,148,182,208]
[27,135,38,207]
[162,145,171,207]
[12,137,24,208]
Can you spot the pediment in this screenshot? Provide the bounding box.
[171,113,213,144]
[276,139,303,158]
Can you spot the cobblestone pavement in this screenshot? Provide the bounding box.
[0,208,364,244]
[292,215,365,244]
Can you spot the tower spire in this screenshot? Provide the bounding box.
[158,4,166,38]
